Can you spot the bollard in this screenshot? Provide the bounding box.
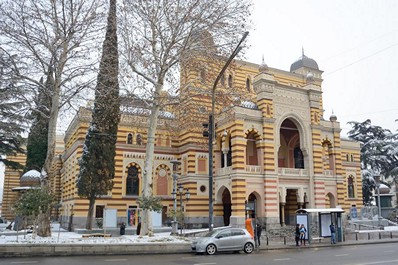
[368,233,370,240]
[355,232,358,241]
[284,236,286,245]
[391,232,393,239]
[266,236,269,246]
[379,232,381,240]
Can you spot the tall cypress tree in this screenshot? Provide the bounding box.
[25,72,53,172]
[77,0,120,230]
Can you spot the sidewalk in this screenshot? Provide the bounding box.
[1,227,398,258]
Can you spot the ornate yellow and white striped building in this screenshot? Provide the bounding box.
[2,53,362,230]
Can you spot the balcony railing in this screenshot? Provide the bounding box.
[216,165,263,176]
[216,166,309,176]
[216,166,233,176]
[324,170,334,176]
[278,168,308,176]
[245,165,262,173]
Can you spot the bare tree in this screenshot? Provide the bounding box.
[0,0,106,177]
[119,0,252,236]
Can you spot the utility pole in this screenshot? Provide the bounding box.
[203,31,249,231]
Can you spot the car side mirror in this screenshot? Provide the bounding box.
[216,235,223,239]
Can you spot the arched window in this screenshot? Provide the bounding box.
[246,131,258,165]
[227,138,232,167]
[136,134,142,145]
[127,133,133,144]
[126,166,139,195]
[228,74,233,88]
[246,77,251,91]
[294,147,304,169]
[348,176,355,198]
[156,167,168,196]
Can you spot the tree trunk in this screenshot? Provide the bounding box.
[43,76,61,176]
[86,197,95,230]
[37,211,51,237]
[141,99,161,236]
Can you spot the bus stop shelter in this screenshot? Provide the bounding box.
[296,208,345,243]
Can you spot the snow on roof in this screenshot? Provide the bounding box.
[12,187,35,191]
[240,100,258,109]
[21,170,41,178]
[121,106,175,119]
[296,208,345,214]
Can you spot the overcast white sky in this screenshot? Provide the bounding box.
[1,0,398,202]
[247,0,398,135]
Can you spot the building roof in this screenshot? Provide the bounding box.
[290,54,319,72]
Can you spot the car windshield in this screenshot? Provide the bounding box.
[204,230,219,237]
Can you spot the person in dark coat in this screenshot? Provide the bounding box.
[120,222,126,235]
[136,222,141,235]
[329,223,336,244]
[295,224,300,246]
[255,221,262,247]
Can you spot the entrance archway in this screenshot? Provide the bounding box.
[247,192,261,218]
[284,189,298,225]
[326,192,336,208]
[222,189,231,226]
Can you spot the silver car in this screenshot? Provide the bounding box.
[191,228,255,255]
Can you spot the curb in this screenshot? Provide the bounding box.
[0,242,192,258]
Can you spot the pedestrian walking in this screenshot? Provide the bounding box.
[255,220,262,247]
[294,224,300,246]
[120,222,126,235]
[299,224,307,246]
[330,223,336,244]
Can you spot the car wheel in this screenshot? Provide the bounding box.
[244,242,254,254]
[206,244,217,255]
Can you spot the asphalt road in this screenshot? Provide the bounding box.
[0,242,397,265]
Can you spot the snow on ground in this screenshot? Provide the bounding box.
[0,223,194,245]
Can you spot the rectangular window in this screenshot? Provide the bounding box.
[95,205,105,218]
[197,158,207,173]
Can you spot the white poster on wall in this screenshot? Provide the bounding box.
[104,208,117,228]
[151,211,162,227]
[320,213,332,237]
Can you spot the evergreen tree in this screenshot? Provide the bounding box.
[348,119,398,204]
[25,72,53,172]
[77,0,120,230]
[0,51,25,168]
[14,187,55,236]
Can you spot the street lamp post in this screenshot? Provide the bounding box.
[177,183,190,235]
[170,160,181,235]
[374,175,382,227]
[207,31,249,231]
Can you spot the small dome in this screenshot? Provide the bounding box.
[379,184,390,194]
[20,170,41,186]
[290,51,319,72]
[329,113,337,122]
[258,55,268,73]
